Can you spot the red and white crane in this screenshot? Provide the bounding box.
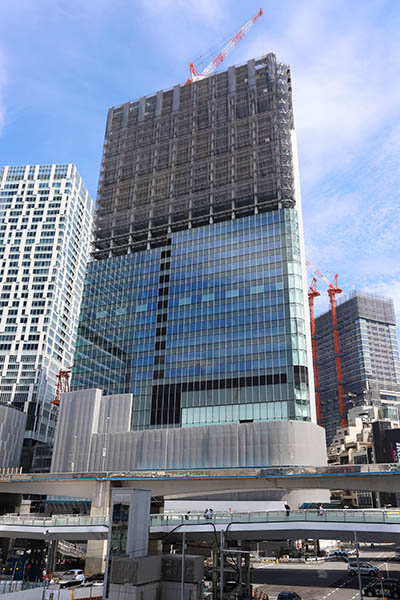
[185,8,263,84]
[306,261,346,428]
[51,367,72,407]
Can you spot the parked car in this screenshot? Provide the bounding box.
[59,569,85,588]
[348,562,380,577]
[277,593,301,600]
[81,572,104,587]
[84,572,104,582]
[327,550,350,561]
[395,548,400,559]
[363,578,400,598]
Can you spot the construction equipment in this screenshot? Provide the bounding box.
[308,277,321,425]
[185,8,263,84]
[306,261,346,428]
[51,367,72,406]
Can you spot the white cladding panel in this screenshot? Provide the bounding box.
[51,389,326,472]
[0,404,26,467]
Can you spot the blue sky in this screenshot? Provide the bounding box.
[1,0,400,322]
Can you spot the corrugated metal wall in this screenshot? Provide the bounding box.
[0,404,26,468]
[51,390,326,472]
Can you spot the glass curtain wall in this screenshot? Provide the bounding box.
[72,208,310,429]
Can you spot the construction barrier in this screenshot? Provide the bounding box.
[45,587,103,599]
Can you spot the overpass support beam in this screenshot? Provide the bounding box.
[85,479,111,576]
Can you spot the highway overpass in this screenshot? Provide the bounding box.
[0,464,400,501]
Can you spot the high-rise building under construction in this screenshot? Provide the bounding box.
[316,292,400,444]
[71,53,317,432]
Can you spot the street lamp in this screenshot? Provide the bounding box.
[41,531,52,600]
[101,416,110,472]
[353,531,363,600]
[71,435,78,472]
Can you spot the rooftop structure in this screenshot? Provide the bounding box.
[93,53,296,258]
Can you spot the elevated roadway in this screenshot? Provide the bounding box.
[3,509,400,544]
[1,464,400,501]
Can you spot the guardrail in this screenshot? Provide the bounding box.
[0,580,41,594]
[3,463,400,482]
[0,515,107,527]
[150,508,400,527]
[2,508,400,531]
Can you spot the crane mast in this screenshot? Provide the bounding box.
[327,274,346,428]
[308,277,321,425]
[306,261,346,428]
[186,8,263,84]
[51,367,72,406]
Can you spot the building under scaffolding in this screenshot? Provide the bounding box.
[94,53,295,258]
[316,292,400,444]
[72,53,318,436]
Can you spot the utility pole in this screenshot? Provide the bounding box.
[220,530,224,600]
[180,532,186,600]
[353,531,363,600]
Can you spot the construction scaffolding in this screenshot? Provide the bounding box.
[93,53,296,258]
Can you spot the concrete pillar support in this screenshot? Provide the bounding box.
[85,479,111,576]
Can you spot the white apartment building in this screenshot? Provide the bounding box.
[0,164,94,450]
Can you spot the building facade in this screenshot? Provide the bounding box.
[71,54,316,432]
[0,164,94,448]
[316,292,400,444]
[51,389,327,472]
[328,402,400,507]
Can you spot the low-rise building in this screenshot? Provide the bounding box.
[328,403,400,507]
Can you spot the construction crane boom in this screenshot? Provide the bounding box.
[186,8,263,84]
[306,262,346,428]
[306,260,331,288]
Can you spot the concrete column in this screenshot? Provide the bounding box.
[85,479,111,576]
[148,499,164,554]
[48,540,58,574]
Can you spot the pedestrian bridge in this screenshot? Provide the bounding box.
[151,508,400,543]
[3,509,400,543]
[0,514,108,540]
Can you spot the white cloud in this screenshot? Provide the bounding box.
[136,0,229,71]
[139,0,226,25]
[240,0,400,191]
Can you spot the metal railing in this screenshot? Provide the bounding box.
[2,508,400,531]
[0,515,107,527]
[0,580,41,594]
[150,508,400,527]
[2,462,400,480]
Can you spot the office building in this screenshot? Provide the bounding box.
[0,164,94,452]
[71,53,317,434]
[316,292,400,444]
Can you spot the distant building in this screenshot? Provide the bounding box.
[316,292,400,444]
[0,164,94,462]
[328,402,400,508]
